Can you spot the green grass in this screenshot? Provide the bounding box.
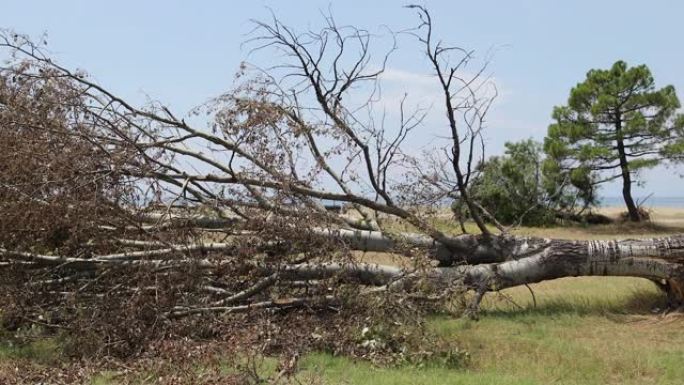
[293,277,684,385]
[3,280,683,385]
[90,372,120,385]
[299,353,536,385]
[0,334,62,365]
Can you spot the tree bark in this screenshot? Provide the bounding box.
[615,114,641,221]
[455,236,684,305]
[257,235,684,308]
[331,230,684,306]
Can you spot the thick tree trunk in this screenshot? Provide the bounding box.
[249,235,684,309]
[452,236,684,306]
[331,230,684,306]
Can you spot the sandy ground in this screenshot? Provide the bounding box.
[348,205,684,226]
[598,206,684,226]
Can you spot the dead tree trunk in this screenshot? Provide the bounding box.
[329,229,684,306]
[452,235,684,307]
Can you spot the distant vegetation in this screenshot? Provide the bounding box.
[456,139,594,227]
[460,61,684,227]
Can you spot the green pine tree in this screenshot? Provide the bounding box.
[544,60,684,221]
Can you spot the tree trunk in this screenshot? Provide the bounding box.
[331,229,684,306]
[452,236,684,307]
[615,114,641,221]
[256,235,684,308]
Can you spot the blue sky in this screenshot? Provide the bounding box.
[2,0,683,199]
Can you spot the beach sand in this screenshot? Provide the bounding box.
[598,206,684,227]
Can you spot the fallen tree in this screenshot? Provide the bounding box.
[1,5,683,358]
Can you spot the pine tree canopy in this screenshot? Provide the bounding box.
[544,60,684,220]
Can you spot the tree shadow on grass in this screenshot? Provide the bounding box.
[575,221,684,237]
[481,288,668,319]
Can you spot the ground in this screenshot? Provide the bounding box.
[2,207,684,384]
[299,277,682,385]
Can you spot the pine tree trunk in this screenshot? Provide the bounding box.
[615,114,641,221]
[620,165,640,221]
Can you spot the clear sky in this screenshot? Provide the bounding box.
[2,0,683,199]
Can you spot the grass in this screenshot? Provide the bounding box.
[292,276,684,385]
[0,336,61,365]
[431,278,683,385]
[300,353,535,385]
[3,209,684,384]
[5,279,683,385]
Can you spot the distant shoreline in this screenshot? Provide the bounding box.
[599,197,684,208]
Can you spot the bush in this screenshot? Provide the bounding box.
[459,140,556,226]
[456,139,601,227]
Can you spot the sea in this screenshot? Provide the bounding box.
[321,196,684,209]
[599,196,684,208]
